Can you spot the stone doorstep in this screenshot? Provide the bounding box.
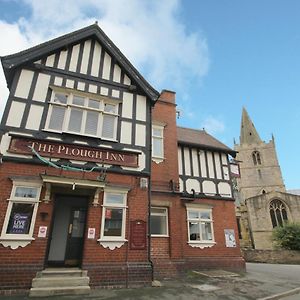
[36,268,87,277]
[192,270,240,278]
[29,286,91,297]
[31,276,90,288]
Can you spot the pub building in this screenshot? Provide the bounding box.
[0,24,244,296]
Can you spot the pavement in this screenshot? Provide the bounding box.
[1,263,300,300]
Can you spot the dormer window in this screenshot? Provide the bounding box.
[45,89,119,141]
[252,151,261,165]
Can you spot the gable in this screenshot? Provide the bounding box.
[1,24,159,103]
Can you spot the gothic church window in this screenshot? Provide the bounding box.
[252,151,261,165]
[269,199,288,228]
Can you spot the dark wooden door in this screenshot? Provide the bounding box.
[64,207,87,266]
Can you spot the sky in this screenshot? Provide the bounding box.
[0,0,299,189]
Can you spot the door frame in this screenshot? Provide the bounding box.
[45,194,89,267]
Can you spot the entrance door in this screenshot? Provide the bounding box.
[64,207,87,266]
[47,196,87,267]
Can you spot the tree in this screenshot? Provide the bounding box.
[272,223,300,250]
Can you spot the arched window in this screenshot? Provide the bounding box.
[252,151,261,165]
[269,199,288,228]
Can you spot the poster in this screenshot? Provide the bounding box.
[88,228,95,239]
[38,226,47,238]
[224,229,236,247]
[10,213,30,234]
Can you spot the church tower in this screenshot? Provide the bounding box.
[234,108,285,200]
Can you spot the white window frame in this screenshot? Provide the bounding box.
[152,124,165,163]
[45,87,119,141]
[0,180,42,249]
[186,203,216,249]
[98,187,129,250]
[150,207,169,237]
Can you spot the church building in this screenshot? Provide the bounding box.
[0,24,244,296]
[234,108,300,249]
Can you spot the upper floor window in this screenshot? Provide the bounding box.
[45,90,119,140]
[269,199,288,228]
[252,151,261,165]
[152,125,164,162]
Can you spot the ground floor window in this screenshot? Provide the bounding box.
[186,204,215,249]
[150,207,168,236]
[0,179,42,249]
[98,187,129,250]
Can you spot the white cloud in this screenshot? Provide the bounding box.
[0,0,210,119]
[201,116,225,135]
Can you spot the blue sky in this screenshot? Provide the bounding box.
[0,0,299,189]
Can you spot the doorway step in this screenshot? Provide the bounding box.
[29,268,90,297]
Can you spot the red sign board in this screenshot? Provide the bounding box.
[130,220,146,250]
[8,137,139,167]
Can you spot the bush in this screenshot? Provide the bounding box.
[272,223,300,250]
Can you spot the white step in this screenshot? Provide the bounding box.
[29,286,90,297]
[32,276,89,288]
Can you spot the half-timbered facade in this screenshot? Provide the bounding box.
[0,24,244,295]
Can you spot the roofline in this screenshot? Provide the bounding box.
[1,23,160,102]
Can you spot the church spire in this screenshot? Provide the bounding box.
[240,107,262,144]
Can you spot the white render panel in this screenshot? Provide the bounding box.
[136,95,146,121]
[66,79,74,89]
[35,60,42,64]
[178,147,183,175]
[124,74,131,85]
[179,178,184,192]
[122,92,133,118]
[102,52,111,80]
[202,180,216,195]
[113,64,121,83]
[184,147,191,176]
[112,89,120,98]
[80,40,91,74]
[32,73,51,102]
[88,84,97,93]
[221,153,228,165]
[135,124,146,146]
[14,69,34,99]
[54,76,63,86]
[120,121,132,144]
[223,166,230,180]
[6,101,26,127]
[218,182,232,197]
[207,151,215,179]
[101,87,109,96]
[77,82,85,91]
[186,179,201,193]
[26,105,43,130]
[199,151,207,177]
[191,149,199,176]
[69,44,80,72]
[57,50,68,69]
[45,54,55,67]
[214,153,222,179]
[91,42,102,76]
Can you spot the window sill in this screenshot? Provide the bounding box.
[151,235,169,238]
[188,241,216,249]
[0,236,35,249]
[152,157,165,164]
[97,238,127,250]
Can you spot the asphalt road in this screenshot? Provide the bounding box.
[1,263,300,300]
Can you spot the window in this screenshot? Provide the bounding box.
[0,180,42,249]
[46,90,119,140]
[150,207,168,236]
[252,151,261,165]
[186,205,215,248]
[98,188,129,250]
[269,199,288,228]
[152,125,164,162]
